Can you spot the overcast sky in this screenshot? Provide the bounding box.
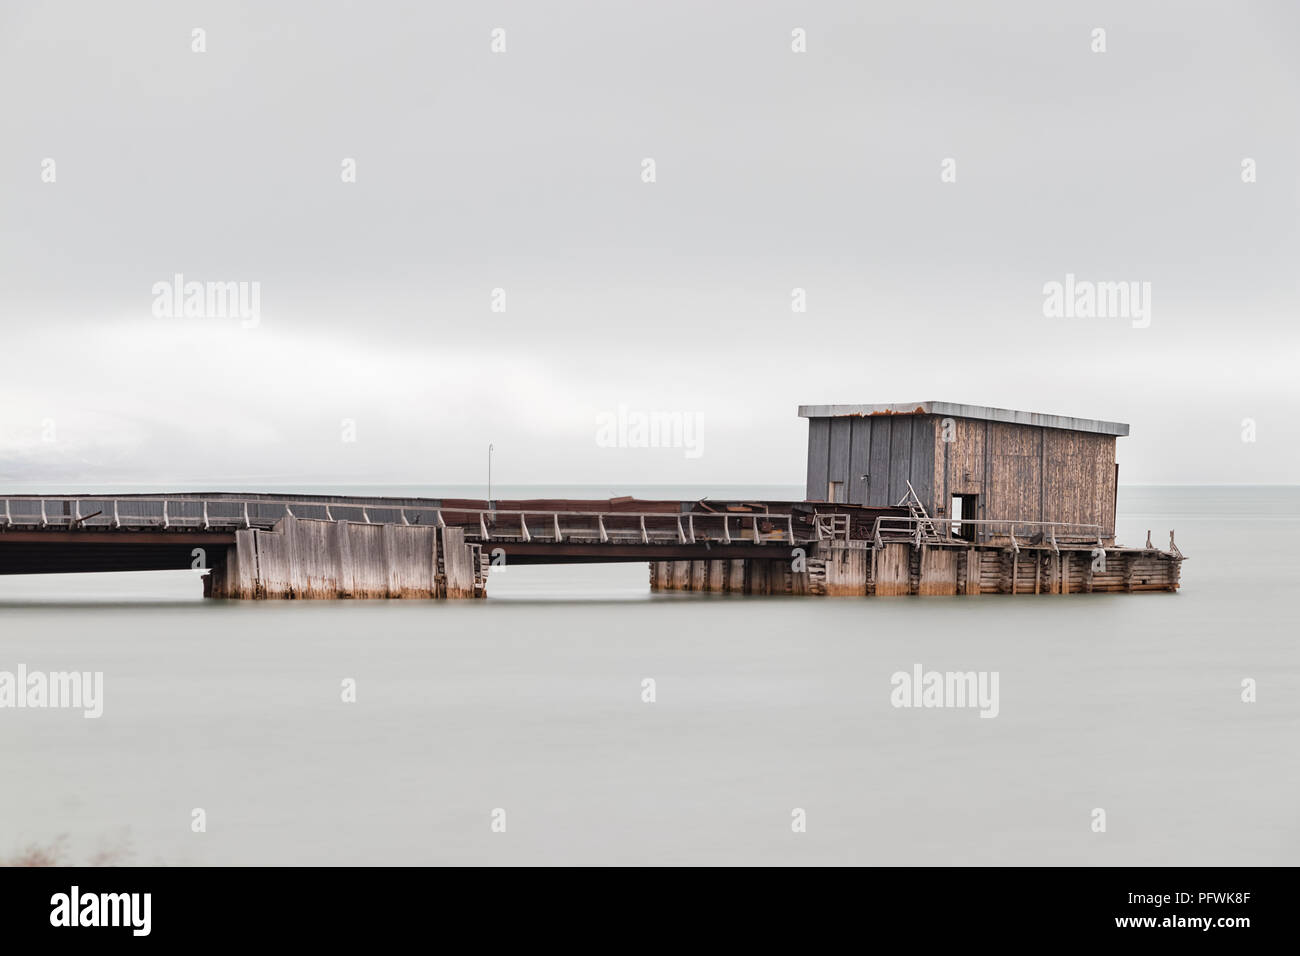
[2,0,1297,487]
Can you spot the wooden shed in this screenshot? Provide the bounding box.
[800,402,1128,544]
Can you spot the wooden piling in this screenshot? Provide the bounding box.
[963,548,980,596]
[822,544,869,596]
[874,543,911,596]
[441,526,476,598]
[918,547,958,596]
[207,514,1181,602]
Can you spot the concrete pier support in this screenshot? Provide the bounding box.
[206,517,484,599]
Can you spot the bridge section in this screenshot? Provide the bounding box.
[0,493,1180,598]
[0,494,882,598]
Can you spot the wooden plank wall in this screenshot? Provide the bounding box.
[225,529,258,598]
[1042,429,1118,537]
[908,418,936,509]
[648,557,827,595]
[828,418,852,503]
[931,419,1117,536]
[848,417,871,506]
[382,523,436,598]
[805,418,831,501]
[887,420,913,504]
[209,517,456,599]
[933,415,986,522]
[806,414,936,508]
[988,423,1042,530]
[648,544,1178,597]
[874,542,912,595]
[823,545,869,595]
[917,548,958,595]
[441,526,476,598]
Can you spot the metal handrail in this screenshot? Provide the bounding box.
[3,493,1139,554]
[0,495,782,520]
[0,495,803,545]
[870,514,1107,544]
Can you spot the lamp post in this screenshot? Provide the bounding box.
[487,443,494,504]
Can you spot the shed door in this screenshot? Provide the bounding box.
[951,493,979,541]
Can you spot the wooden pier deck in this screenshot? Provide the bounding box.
[0,493,1184,598]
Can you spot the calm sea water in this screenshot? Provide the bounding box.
[1,485,1296,866]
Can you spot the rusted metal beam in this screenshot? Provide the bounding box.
[482,542,798,564]
[0,530,235,545]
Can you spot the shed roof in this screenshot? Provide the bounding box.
[797,402,1130,437]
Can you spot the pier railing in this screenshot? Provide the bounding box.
[867,514,1107,549]
[1,495,1113,550]
[454,508,802,546]
[0,496,807,546]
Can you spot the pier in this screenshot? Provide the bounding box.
[0,403,1187,599]
[0,491,1182,598]
[0,494,874,598]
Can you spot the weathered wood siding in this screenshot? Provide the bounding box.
[918,548,958,595]
[647,538,1178,598]
[805,414,936,507]
[824,544,869,596]
[828,418,852,503]
[933,414,987,507]
[806,418,831,501]
[874,542,912,595]
[1042,429,1117,534]
[847,416,872,506]
[928,417,1117,536]
[988,422,1042,529]
[649,555,828,596]
[208,517,472,599]
[907,417,935,509]
[441,526,477,598]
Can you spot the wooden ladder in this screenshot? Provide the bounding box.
[898,480,941,541]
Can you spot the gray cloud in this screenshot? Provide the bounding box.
[2,0,1296,485]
